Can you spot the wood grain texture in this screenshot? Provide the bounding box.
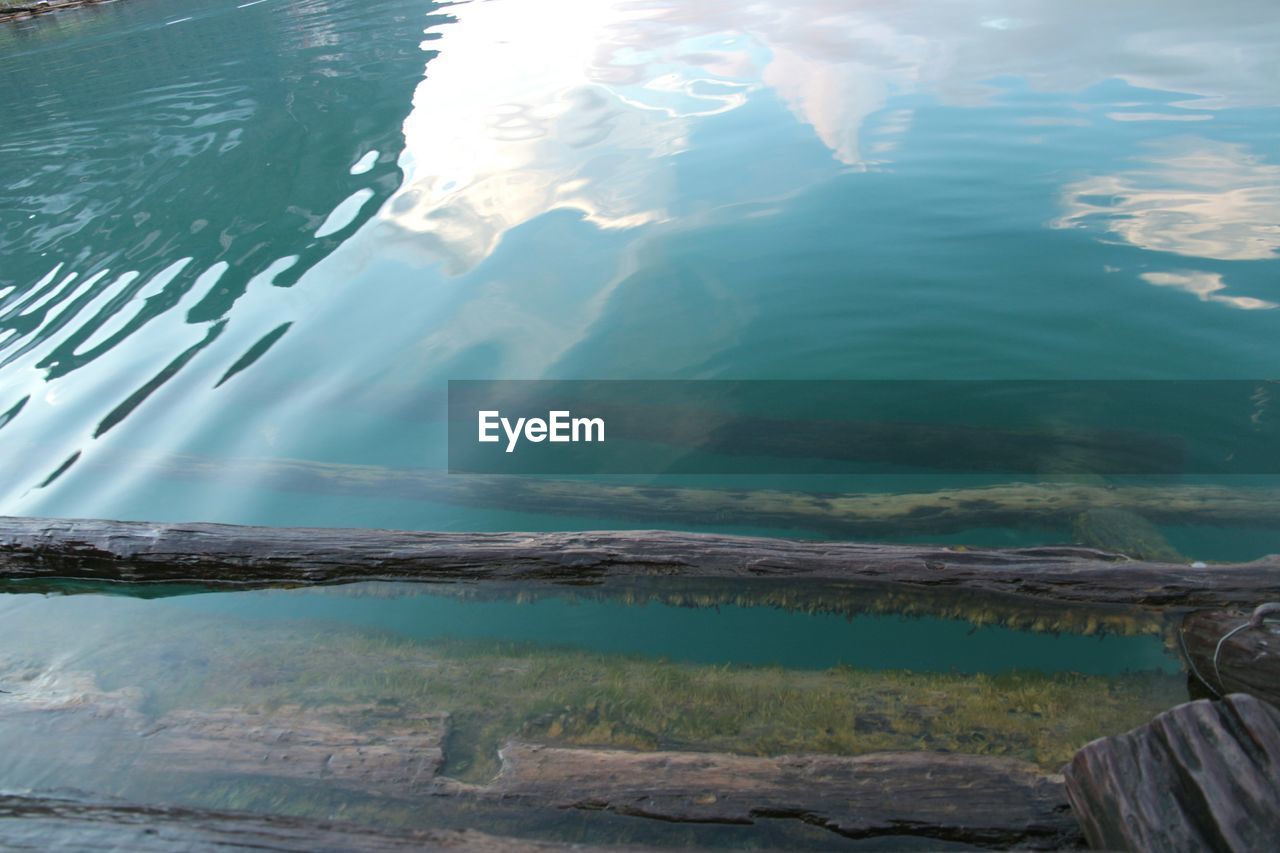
[1180,609,1280,707]
[0,794,585,852]
[480,742,1080,848]
[1064,693,1280,852]
[3,515,1279,607]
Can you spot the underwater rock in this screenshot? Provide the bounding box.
[1065,693,1280,852]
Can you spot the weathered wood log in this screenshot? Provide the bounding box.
[1064,693,1280,852]
[0,793,581,852]
[76,450,1280,538]
[478,742,1080,848]
[3,515,1279,607]
[0,667,448,796]
[0,667,1079,848]
[0,0,104,22]
[1180,607,1280,707]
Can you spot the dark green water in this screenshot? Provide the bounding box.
[1,0,1278,557]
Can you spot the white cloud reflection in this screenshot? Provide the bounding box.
[1140,270,1276,310]
[376,0,1280,272]
[1056,139,1280,262]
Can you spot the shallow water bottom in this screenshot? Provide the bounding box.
[0,581,1188,847]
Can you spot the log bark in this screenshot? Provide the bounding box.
[1180,609,1280,707]
[3,515,1280,607]
[0,793,582,852]
[478,742,1080,848]
[0,0,112,22]
[1064,693,1280,852]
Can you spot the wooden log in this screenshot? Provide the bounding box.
[478,741,1079,848]
[1064,693,1280,852]
[76,450,1280,538]
[0,793,582,852]
[1179,607,1280,707]
[0,667,1079,848]
[3,515,1280,607]
[0,667,448,797]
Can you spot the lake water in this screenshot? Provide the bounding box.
[0,580,1187,845]
[1,0,1278,556]
[0,0,1275,845]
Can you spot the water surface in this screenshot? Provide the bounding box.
[0,0,1277,557]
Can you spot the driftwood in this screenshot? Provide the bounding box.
[0,667,1078,848]
[1180,607,1280,707]
[3,515,1280,607]
[483,742,1079,848]
[0,0,114,23]
[0,794,581,852]
[72,451,1280,538]
[1064,693,1280,852]
[0,667,447,796]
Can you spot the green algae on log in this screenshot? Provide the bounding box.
[0,666,1081,849]
[3,515,1280,607]
[73,450,1280,540]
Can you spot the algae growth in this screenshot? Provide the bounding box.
[89,615,1186,784]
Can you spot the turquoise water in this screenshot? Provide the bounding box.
[0,583,1179,674]
[0,4,1270,840]
[1,0,1278,556]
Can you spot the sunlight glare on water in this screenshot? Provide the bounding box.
[0,0,1278,552]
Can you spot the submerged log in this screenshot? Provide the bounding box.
[481,742,1079,848]
[1180,606,1280,707]
[0,667,1078,849]
[0,667,448,797]
[76,451,1280,538]
[0,793,579,852]
[1064,693,1280,852]
[0,0,113,23]
[3,515,1280,607]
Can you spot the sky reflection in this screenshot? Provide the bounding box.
[0,0,1277,536]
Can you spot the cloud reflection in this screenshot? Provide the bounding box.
[381,0,1280,272]
[1139,270,1276,310]
[1055,139,1280,261]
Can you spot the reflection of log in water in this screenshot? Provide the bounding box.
[3,516,1279,607]
[80,451,1280,538]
